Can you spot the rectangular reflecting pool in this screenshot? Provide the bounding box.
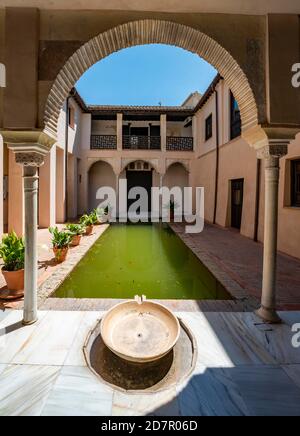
[54,223,232,300]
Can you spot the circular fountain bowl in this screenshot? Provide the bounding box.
[100,298,181,363]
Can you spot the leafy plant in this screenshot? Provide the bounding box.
[91,209,101,223]
[65,223,85,236]
[80,212,98,226]
[49,227,71,249]
[0,231,25,272]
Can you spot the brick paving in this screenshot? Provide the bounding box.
[172,223,300,310]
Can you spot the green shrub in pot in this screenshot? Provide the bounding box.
[0,231,25,294]
[49,227,72,263]
[65,223,85,247]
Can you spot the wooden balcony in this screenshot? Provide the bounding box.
[166,136,194,151]
[91,135,117,150]
[90,134,194,152]
[123,135,161,150]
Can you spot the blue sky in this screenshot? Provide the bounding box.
[76,44,217,106]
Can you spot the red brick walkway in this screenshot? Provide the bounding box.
[174,223,300,310]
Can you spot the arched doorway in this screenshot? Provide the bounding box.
[124,160,158,219]
[164,162,189,191]
[88,160,116,212]
[163,162,189,215]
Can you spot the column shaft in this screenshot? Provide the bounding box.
[256,155,281,323]
[23,166,39,325]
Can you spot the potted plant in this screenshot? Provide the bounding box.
[80,213,97,236]
[65,223,85,247]
[49,227,71,263]
[0,231,25,297]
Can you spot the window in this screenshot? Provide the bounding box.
[230,91,241,140]
[205,114,213,141]
[291,160,300,207]
[68,106,75,129]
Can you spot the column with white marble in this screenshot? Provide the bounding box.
[15,151,46,325]
[256,143,288,324]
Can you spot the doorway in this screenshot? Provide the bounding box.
[127,170,153,218]
[231,179,244,230]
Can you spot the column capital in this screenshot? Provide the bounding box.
[3,134,52,167]
[257,141,289,160]
[2,130,55,167]
[15,152,45,167]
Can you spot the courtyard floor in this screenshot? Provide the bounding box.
[0,309,299,416]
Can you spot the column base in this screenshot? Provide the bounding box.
[255,306,282,324]
[22,318,38,326]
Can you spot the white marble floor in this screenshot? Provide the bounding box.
[0,309,299,416]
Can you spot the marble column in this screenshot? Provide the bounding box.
[15,152,45,325]
[256,143,288,324]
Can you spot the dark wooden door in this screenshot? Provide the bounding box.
[127,171,152,218]
[231,179,244,230]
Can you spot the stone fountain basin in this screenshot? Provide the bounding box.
[100,298,181,363]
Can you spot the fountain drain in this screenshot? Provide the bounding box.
[83,318,197,392]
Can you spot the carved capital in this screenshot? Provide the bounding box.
[15,152,45,167]
[257,142,288,160]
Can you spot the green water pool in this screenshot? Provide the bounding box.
[54,223,231,300]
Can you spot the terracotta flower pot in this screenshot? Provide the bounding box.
[71,235,82,247]
[53,246,69,263]
[1,268,24,298]
[85,225,93,236]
